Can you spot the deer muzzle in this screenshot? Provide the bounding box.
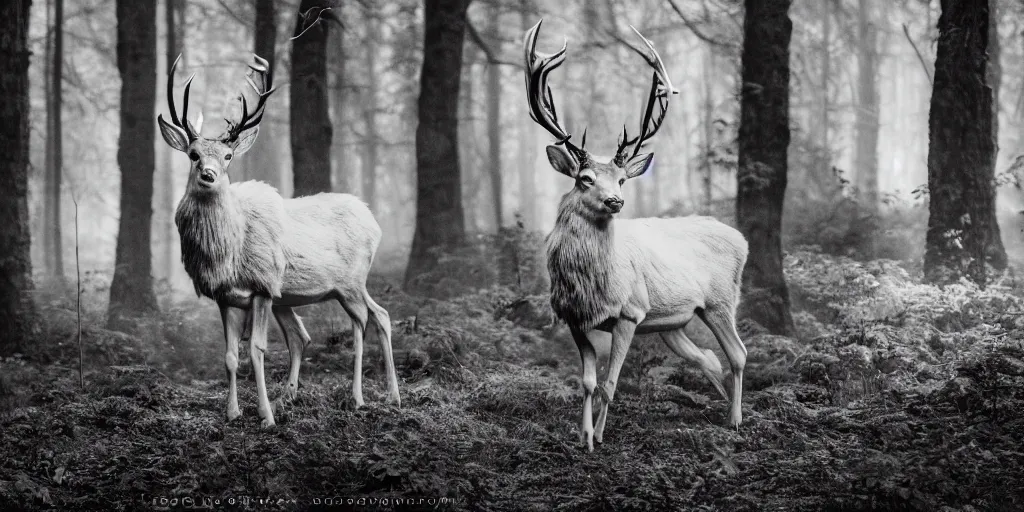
[199,168,217,185]
[604,197,624,213]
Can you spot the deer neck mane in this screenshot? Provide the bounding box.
[175,188,246,299]
[546,190,621,331]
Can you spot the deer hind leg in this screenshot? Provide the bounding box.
[219,305,245,421]
[249,295,276,427]
[659,329,728,401]
[364,290,400,407]
[273,306,312,403]
[697,305,747,428]
[594,317,640,446]
[570,327,599,452]
[338,291,369,408]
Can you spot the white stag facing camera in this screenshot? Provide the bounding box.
[524,20,750,452]
[157,54,400,428]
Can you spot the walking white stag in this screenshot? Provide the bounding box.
[157,55,400,427]
[523,21,750,451]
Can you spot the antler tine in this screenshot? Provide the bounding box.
[181,72,197,136]
[221,54,277,143]
[627,25,678,97]
[614,26,677,166]
[524,19,589,167]
[164,54,197,141]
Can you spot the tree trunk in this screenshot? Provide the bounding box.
[986,0,1007,270]
[244,0,281,189]
[44,0,65,283]
[42,0,51,269]
[924,0,998,286]
[0,0,37,352]
[108,0,159,327]
[405,0,471,290]
[736,0,795,336]
[854,0,880,211]
[329,3,348,193]
[819,0,830,161]
[701,47,715,213]
[290,0,332,196]
[516,0,536,229]
[486,4,503,229]
[162,0,183,282]
[361,8,379,211]
[459,52,480,233]
[52,0,64,282]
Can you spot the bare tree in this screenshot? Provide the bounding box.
[405,0,471,289]
[291,0,333,196]
[242,0,281,189]
[43,0,65,283]
[485,2,503,228]
[361,4,380,211]
[924,0,1002,285]
[736,0,795,335]
[459,44,482,232]
[162,0,183,283]
[854,0,880,210]
[516,0,536,229]
[329,2,348,193]
[701,48,715,213]
[0,0,37,352]
[108,0,159,327]
[985,0,1007,270]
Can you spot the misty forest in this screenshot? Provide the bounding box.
[3,0,1024,509]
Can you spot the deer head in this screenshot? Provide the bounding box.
[158,54,276,194]
[524,20,677,216]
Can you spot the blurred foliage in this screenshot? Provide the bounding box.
[403,224,548,300]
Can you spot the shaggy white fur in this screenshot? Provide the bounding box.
[544,146,749,452]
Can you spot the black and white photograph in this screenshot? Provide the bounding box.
[1,0,1023,509]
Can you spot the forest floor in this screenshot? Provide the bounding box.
[3,248,1024,511]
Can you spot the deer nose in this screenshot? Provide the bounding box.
[199,168,217,184]
[604,197,623,212]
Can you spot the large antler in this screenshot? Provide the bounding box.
[613,26,679,169]
[524,20,590,168]
[160,54,199,143]
[220,54,277,143]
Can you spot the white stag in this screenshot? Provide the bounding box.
[523,21,749,450]
[157,55,400,427]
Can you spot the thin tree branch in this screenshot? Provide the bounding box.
[665,0,735,49]
[465,19,524,69]
[902,23,933,86]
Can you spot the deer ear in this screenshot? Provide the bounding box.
[625,153,654,179]
[546,145,577,178]
[231,126,260,155]
[158,114,190,152]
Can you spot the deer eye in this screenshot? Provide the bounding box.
[579,175,594,186]
[619,178,625,185]
[189,151,199,162]
[224,153,232,161]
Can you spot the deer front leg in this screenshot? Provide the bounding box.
[570,326,599,452]
[273,306,311,402]
[594,314,643,445]
[219,305,245,421]
[250,295,275,427]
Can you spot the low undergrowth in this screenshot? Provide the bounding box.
[3,250,1024,510]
